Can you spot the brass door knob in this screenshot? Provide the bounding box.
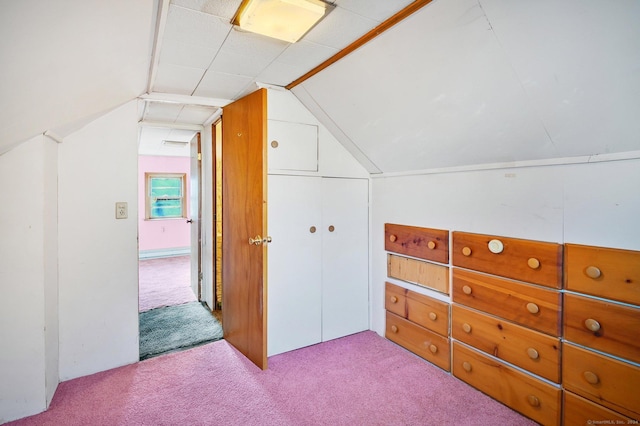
[248,235,263,245]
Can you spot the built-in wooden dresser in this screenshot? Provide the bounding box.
[562,243,640,422]
[451,232,564,425]
[384,224,451,371]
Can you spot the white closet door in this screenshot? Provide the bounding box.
[267,175,322,356]
[321,178,369,341]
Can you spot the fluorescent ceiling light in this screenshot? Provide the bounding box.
[233,0,328,43]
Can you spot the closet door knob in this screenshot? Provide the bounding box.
[309,226,316,233]
[328,225,335,232]
[584,318,601,332]
[585,266,601,279]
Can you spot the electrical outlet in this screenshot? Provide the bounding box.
[115,202,128,219]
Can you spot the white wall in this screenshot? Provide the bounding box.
[0,135,58,423]
[370,157,640,335]
[58,101,139,380]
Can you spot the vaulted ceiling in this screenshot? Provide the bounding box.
[2,0,639,171]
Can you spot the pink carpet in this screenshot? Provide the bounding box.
[138,256,196,312]
[9,332,535,425]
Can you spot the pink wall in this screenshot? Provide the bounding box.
[138,155,190,252]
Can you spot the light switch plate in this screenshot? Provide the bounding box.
[115,202,128,219]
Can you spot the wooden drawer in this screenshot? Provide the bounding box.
[385,282,407,317]
[452,342,561,425]
[386,312,450,371]
[564,293,640,364]
[452,268,561,336]
[563,343,640,420]
[564,391,636,425]
[451,304,561,383]
[385,223,449,264]
[388,254,449,294]
[406,291,449,337]
[565,243,640,306]
[452,232,563,288]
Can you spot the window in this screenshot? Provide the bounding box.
[145,173,187,219]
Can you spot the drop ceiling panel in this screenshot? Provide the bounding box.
[220,28,289,62]
[170,0,243,20]
[299,0,552,172]
[211,49,274,77]
[193,70,253,99]
[334,0,415,22]
[143,102,184,123]
[153,63,206,95]
[303,7,378,50]
[258,62,310,87]
[159,39,218,69]
[276,41,338,66]
[163,4,232,48]
[177,105,219,124]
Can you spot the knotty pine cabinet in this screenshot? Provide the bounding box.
[267,175,368,356]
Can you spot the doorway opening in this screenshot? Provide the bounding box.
[137,126,222,360]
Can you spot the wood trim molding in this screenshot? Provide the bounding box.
[286,0,435,90]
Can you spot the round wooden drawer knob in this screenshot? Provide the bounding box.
[429,344,438,354]
[585,266,602,279]
[427,241,436,250]
[389,234,397,242]
[583,371,599,385]
[527,257,540,269]
[526,302,539,314]
[390,325,398,333]
[390,296,398,304]
[462,361,472,372]
[462,246,472,256]
[584,318,601,332]
[428,312,437,321]
[527,348,539,360]
[527,395,540,407]
[462,285,472,295]
[462,323,472,333]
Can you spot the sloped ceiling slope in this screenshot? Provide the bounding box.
[0,0,155,155]
[293,0,640,173]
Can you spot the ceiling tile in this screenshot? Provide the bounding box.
[177,105,219,124]
[163,4,232,49]
[333,0,414,22]
[159,39,217,69]
[153,63,205,95]
[303,6,378,50]
[221,27,289,61]
[210,49,272,77]
[258,61,308,87]
[167,128,199,141]
[170,0,243,20]
[143,102,184,123]
[276,40,338,67]
[193,70,253,99]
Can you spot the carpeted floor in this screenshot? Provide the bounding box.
[139,255,196,312]
[10,331,536,426]
[139,301,224,360]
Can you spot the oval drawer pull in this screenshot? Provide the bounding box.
[527,395,540,407]
[428,312,437,321]
[462,323,472,333]
[462,361,472,372]
[462,285,472,295]
[429,344,438,354]
[527,257,540,269]
[427,241,436,250]
[583,371,600,385]
[584,318,601,332]
[390,296,398,304]
[526,302,539,314]
[390,325,398,333]
[389,234,397,242]
[527,348,539,360]
[462,246,472,256]
[585,265,602,279]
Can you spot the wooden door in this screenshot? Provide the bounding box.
[221,89,268,370]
